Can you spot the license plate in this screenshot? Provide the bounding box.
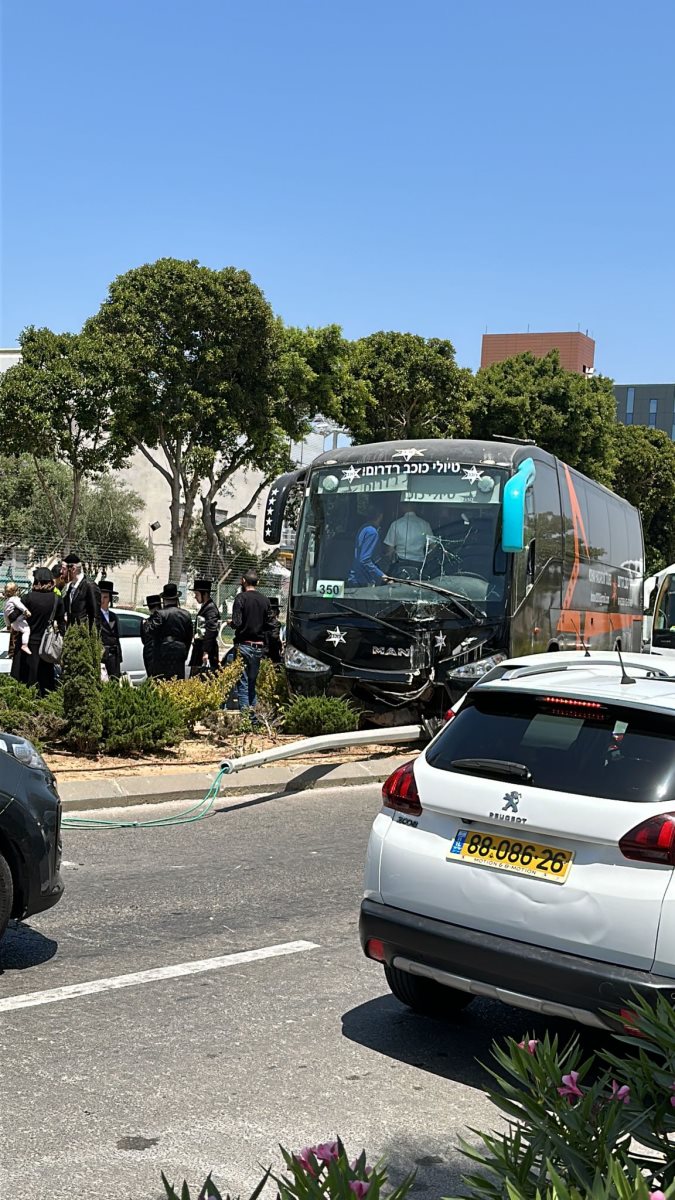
[447,828,573,884]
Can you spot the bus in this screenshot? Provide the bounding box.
[263,438,644,721]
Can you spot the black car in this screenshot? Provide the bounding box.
[0,733,64,938]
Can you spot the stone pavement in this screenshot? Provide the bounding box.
[58,752,414,810]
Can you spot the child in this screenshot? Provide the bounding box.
[3,582,31,655]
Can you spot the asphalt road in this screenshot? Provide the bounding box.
[0,782,597,1199]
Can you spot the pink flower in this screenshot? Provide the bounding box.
[315,1142,339,1164]
[295,1149,316,1176]
[517,1039,538,1055]
[350,1184,370,1198]
[557,1071,584,1100]
[611,1080,630,1104]
[649,1192,666,1200]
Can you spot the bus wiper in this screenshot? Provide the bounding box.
[451,758,533,783]
[388,577,486,623]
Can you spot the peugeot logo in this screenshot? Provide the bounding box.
[502,791,521,813]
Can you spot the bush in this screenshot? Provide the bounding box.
[60,624,103,754]
[255,659,291,732]
[101,680,185,755]
[283,694,358,737]
[459,993,675,1199]
[156,658,244,732]
[0,677,66,747]
[161,1138,414,1200]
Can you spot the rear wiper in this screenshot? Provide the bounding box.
[451,757,533,783]
[388,577,486,624]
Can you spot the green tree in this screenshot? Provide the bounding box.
[0,326,125,551]
[343,331,474,443]
[0,456,150,575]
[197,322,366,573]
[612,423,675,576]
[88,258,313,583]
[470,351,618,485]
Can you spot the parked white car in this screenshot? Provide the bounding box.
[361,650,675,1029]
[0,608,149,684]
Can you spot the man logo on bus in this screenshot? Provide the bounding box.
[502,791,521,813]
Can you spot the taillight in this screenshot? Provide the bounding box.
[365,938,386,962]
[443,708,456,723]
[382,759,422,816]
[619,813,675,865]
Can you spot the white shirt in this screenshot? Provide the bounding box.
[384,511,434,563]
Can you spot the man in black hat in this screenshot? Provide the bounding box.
[141,594,162,679]
[148,583,193,679]
[98,581,122,679]
[63,553,100,629]
[189,579,221,677]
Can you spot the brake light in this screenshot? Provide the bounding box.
[382,759,422,816]
[619,813,675,865]
[443,708,456,723]
[541,696,607,720]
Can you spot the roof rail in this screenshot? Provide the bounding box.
[478,656,673,686]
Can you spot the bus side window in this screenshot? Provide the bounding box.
[532,462,562,565]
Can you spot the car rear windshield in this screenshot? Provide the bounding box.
[426,690,675,803]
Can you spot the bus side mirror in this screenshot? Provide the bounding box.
[501,457,536,554]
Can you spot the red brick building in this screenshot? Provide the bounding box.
[480,331,595,375]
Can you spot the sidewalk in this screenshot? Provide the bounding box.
[58,751,413,811]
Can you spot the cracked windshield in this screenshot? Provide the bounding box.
[292,461,508,620]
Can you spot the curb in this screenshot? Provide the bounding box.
[58,756,412,812]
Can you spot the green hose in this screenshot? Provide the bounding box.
[61,767,227,830]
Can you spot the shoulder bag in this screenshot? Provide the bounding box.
[39,595,64,664]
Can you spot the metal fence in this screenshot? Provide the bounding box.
[0,537,290,618]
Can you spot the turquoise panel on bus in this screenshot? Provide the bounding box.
[501,457,536,553]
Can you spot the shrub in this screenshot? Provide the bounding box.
[283,694,358,737]
[459,993,675,1199]
[161,1138,414,1200]
[61,623,103,753]
[101,680,185,755]
[255,659,291,733]
[0,677,66,747]
[156,658,243,732]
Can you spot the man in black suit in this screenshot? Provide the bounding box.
[63,553,101,629]
[189,578,221,676]
[98,580,122,678]
[141,594,162,678]
[148,583,193,679]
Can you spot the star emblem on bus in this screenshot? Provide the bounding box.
[463,466,483,485]
[434,632,447,650]
[392,448,425,461]
[326,626,346,646]
[341,466,361,483]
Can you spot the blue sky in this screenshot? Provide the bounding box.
[2,1,673,382]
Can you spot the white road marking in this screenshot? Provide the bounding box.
[0,940,318,1013]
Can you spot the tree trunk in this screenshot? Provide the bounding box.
[168,475,186,583]
[64,468,82,555]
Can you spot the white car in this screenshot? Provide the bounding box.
[361,651,675,1029]
[0,608,149,684]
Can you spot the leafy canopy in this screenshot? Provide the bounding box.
[344,331,473,443]
[471,351,618,486]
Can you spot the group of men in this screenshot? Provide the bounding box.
[141,571,280,713]
[48,556,280,712]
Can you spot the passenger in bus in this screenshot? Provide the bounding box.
[348,506,391,586]
[383,501,433,578]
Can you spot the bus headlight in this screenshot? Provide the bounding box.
[448,653,506,682]
[284,644,331,674]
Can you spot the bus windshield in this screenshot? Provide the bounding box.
[291,462,510,618]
